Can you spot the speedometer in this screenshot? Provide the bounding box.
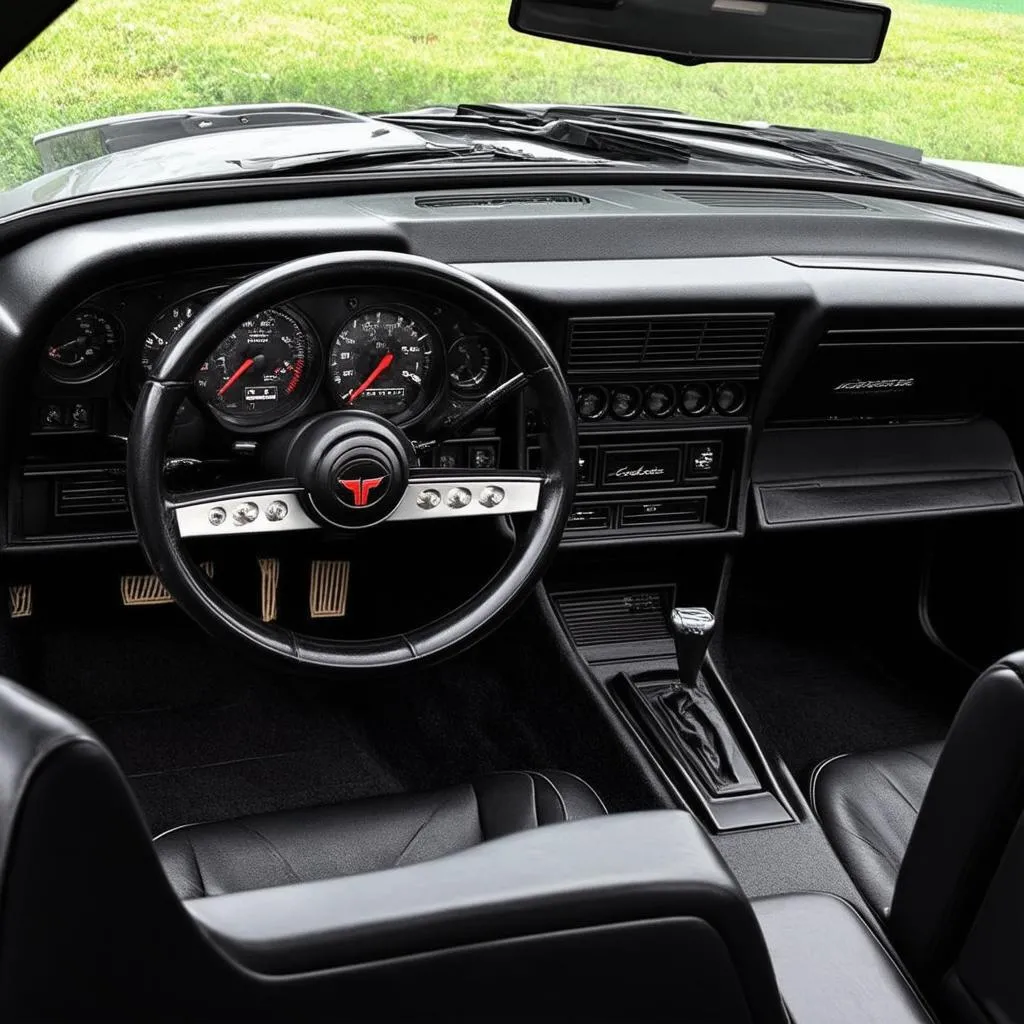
[194,306,319,430]
[328,307,439,421]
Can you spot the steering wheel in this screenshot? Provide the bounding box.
[127,251,577,674]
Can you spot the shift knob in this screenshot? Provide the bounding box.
[669,607,716,688]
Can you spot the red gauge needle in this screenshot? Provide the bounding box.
[217,357,256,397]
[346,352,394,404]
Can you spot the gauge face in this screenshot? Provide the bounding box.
[140,293,212,378]
[328,307,438,420]
[447,334,502,395]
[194,306,318,429]
[44,309,122,382]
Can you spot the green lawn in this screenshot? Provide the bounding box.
[0,0,1021,191]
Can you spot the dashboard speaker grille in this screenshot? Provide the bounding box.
[664,188,867,210]
[567,314,772,374]
[55,476,129,516]
[554,588,672,648]
[415,192,589,209]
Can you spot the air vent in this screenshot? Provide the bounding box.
[567,314,772,374]
[415,191,589,210]
[665,188,867,210]
[554,588,672,649]
[55,476,129,516]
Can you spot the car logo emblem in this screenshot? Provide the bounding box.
[338,475,386,507]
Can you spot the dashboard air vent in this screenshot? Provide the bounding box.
[554,588,672,648]
[55,476,129,517]
[567,314,772,374]
[665,188,867,211]
[415,192,589,209]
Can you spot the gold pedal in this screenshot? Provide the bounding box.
[8,584,32,619]
[309,560,350,619]
[121,563,213,607]
[258,558,280,623]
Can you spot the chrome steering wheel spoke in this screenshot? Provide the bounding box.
[395,469,543,522]
[171,481,320,538]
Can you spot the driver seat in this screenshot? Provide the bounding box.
[154,770,607,899]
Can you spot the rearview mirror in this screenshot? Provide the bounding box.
[509,0,891,65]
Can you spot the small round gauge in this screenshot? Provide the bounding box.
[194,306,318,430]
[328,306,439,420]
[140,292,213,378]
[609,386,641,420]
[447,333,502,395]
[43,309,122,382]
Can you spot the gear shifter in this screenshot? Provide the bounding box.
[661,607,759,796]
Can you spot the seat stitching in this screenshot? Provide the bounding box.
[235,821,304,886]
[183,832,208,899]
[548,769,609,814]
[393,790,465,868]
[528,770,569,822]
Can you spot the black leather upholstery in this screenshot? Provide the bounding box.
[155,770,607,900]
[811,742,942,918]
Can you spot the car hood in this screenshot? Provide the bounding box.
[0,119,439,218]
[925,158,1024,199]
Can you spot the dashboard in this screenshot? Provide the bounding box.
[5,181,1024,552]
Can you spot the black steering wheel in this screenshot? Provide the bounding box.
[127,251,577,673]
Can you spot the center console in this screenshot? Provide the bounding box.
[526,311,771,545]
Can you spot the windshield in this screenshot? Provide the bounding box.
[0,0,1021,201]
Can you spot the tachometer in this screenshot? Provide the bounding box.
[328,306,438,421]
[194,306,319,430]
[43,309,122,383]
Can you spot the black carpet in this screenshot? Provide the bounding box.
[723,531,971,787]
[22,595,659,835]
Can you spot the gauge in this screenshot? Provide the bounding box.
[328,306,439,420]
[43,309,122,383]
[140,292,214,378]
[680,381,712,416]
[576,385,609,421]
[715,381,747,415]
[609,386,641,420]
[643,384,676,419]
[194,306,318,430]
[447,333,503,395]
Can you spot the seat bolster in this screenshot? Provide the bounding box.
[811,743,941,919]
[890,658,1024,983]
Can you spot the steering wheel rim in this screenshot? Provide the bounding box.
[127,251,577,674]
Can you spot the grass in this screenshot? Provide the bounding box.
[0,0,1021,191]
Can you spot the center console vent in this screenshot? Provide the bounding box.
[664,188,867,211]
[415,191,589,209]
[567,314,772,375]
[55,476,129,517]
[554,588,673,649]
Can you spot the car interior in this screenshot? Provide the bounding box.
[3,4,1024,1024]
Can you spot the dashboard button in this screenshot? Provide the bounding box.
[208,507,227,526]
[566,505,611,530]
[479,486,505,508]
[620,499,705,527]
[265,500,289,522]
[603,448,681,487]
[416,488,442,510]
[469,444,497,469]
[685,442,723,479]
[577,447,598,486]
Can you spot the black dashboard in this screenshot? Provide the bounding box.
[5,181,1024,552]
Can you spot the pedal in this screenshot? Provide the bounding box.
[258,558,280,623]
[8,584,32,619]
[121,563,213,607]
[309,560,350,619]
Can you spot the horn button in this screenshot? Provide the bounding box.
[273,412,411,528]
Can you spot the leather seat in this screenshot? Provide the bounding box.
[811,742,942,918]
[155,770,607,900]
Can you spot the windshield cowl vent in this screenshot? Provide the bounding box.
[567,313,773,376]
[415,191,590,210]
[664,188,868,211]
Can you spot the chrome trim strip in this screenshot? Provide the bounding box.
[175,490,320,538]
[388,475,542,522]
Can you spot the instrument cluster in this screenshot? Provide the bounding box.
[37,273,510,434]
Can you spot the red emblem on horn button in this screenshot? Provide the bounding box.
[338,476,386,507]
